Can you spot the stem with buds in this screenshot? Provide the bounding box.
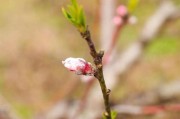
[81,29,112,119]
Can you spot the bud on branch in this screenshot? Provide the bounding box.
[62,57,94,76]
[62,0,113,118]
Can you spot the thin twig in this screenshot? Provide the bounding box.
[74,12,129,119]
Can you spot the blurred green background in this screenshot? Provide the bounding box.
[0,0,179,118]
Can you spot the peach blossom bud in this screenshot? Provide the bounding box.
[116,5,128,17]
[62,57,94,76]
[113,16,123,26]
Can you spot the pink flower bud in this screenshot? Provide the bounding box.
[113,16,123,26]
[62,57,94,76]
[116,5,128,17]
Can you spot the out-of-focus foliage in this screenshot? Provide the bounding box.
[128,0,139,13]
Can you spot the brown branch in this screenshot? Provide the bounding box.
[74,7,130,119]
[80,29,112,119]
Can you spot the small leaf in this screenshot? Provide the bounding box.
[62,8,68,18]
[102,111,117,119]
[111,110,117,119]
[62,8,72,19]
[67,5,76,16]
[71,0,78,9]
[79,7,86,27]
[62,0,86,33]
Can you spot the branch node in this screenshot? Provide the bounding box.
[97,64,103,69]
[107,89,111,95]
[98,50,104,57]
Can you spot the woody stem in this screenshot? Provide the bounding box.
[81,29,112,119]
